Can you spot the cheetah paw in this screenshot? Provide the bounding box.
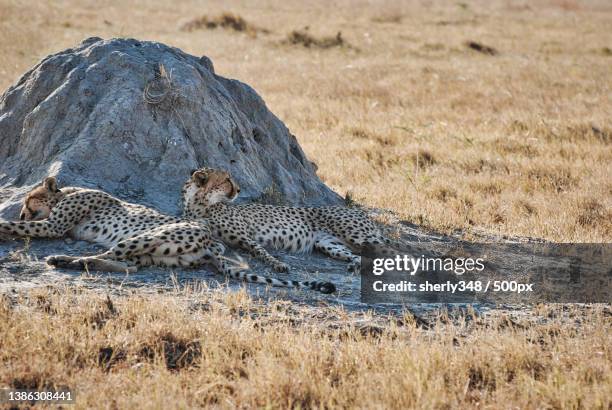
[273,262,289,273]
[347,261,361,274]
[45,256,57,266]
[316,281,336,294]
[46,255,82,269]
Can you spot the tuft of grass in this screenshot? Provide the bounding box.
[525,165,575,193]
[284,28,350,49]
[349,127,394,145]
[430,186,457,202]
[181,13,269,37]
[411,149,437,169]
[344,190,360,207]
[575,198,611,229]
[514,199,538,216]
[371,13,403,24]
[137,331,202,371]
[465,41,498,55]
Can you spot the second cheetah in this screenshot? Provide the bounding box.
[182,167,393,273]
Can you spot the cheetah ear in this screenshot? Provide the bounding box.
[228,177,240,198]
[192,171,208,187]
[189,168,198,176]
[43,177,59,193]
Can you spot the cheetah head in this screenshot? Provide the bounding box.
[183,167,240,212]
[19,177,63,221]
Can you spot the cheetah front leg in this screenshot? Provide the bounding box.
[0,196,96,239]
[47,230,168,272]
[237,237,289,273]
[314,233,361,273]
[0,219,65,239]
[48,222,212,272]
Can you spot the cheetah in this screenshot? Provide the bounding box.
[0,177,335,293]
[182,167,393,273]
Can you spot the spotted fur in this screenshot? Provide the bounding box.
[182,168,392,273]
[0,177,335,294]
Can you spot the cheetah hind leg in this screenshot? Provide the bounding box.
[46,254,137,273]
[239,238,289,273]
[314,233,361,273]
[47,228,173,272]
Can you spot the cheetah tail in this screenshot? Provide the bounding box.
[224,269,336,294]
[213,252,336,294]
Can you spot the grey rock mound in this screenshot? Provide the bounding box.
[0,37,340,218]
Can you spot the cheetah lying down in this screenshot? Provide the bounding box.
[0,177,335,294]
[182,167,393,273]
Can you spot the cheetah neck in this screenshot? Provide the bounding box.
[49,187,80,209]
[184,202,230,220]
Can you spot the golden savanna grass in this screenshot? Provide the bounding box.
[0,1,611,408]
[0,288,610,409]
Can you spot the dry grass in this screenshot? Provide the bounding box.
[284,28,349,49]
[0,287,609,409]
[180,12,269,37]
[0,0,610,241]
[464,40,498,55]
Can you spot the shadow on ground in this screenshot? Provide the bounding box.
[0,214,467,316]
